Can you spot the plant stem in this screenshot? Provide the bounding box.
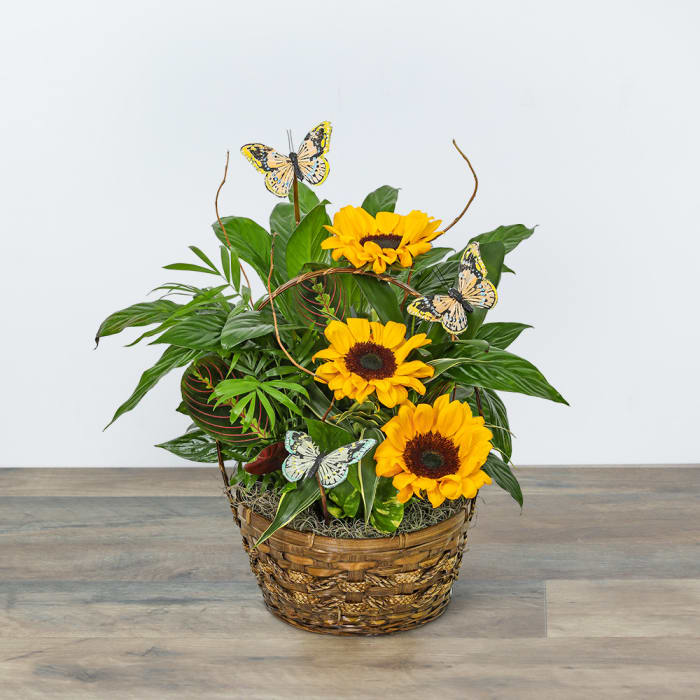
[316,473,330,523]
[215,441,229,489]
[474,386,484,418]
[292,173,301,225]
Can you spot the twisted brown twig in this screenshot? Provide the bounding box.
[216,151,254,308]
[257,266,421,310]
[439,140,479,236]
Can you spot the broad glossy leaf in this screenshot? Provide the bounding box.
[328,478,361,518]
[468,388,512,461]
[213,216,271,283]
[370,476,404,533]
[156,428,221,463]
[446,345,567,404]
[410,246,453,271]
[106,345,200,428]
[256,477,320,546]
[361,185,399,216]
[470,224,535,254]
[355,274,403,324]
[305,418,354,453]
[95,300,180,346]
[181,354,269,445]
[285,201,331,279]
[475,322,532,349]
[220,309,274,349]
[153,312,227,350]
[483,452,523,506]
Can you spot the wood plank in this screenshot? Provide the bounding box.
[0,579,545,640]
[547,579,700,638]
[1,637,699,699]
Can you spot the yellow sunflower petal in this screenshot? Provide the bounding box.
[346,317,370,343]
[413,403,434,433]
[376,211,400,233]
[324,320,353,354]
[394,333,431,363]
[435,399,466,437]
[393,472,417,490]
[439,478,463,500]
[396,485,414,503]
[427,488,446,508]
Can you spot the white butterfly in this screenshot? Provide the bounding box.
[281,431,376,489]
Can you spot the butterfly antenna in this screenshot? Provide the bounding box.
[287,129,294,153]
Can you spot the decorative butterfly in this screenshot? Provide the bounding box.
[240,121,332,197]
[407,242,498,335]
[281,430,376,489]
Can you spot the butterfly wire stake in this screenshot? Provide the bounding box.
[287,128,301,225]
[215,150,254,309]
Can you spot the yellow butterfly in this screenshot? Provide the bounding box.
[240,121,332,197]
[407,242,497,335]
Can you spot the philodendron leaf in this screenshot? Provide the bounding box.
[106,345,200,428]
[213,216,271,283]
[152,312,227,351]
[447,345,567,404]
[95,300,180,346]
[288,181,320,215]
[181,354,269,445]
[370,477,404,533]
[305,418,354,453]
[256,477,321,546]
[328,478,361,518]
[286,201,331,279]
[156,428,227,463]
[483,452,523,507]
[220,308,275,349]
[358,427,383,525]
[361,185,399,216]
[475,322,532,350]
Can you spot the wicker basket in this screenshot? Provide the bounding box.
[222,485,476,635]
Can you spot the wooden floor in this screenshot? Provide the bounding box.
[1,466,699,699]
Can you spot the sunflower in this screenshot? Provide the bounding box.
[312,318,434,408]
[374,394,493,507]
[321,206,442,273]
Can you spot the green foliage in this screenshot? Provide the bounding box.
[464,241,505,338]
[446,345,567,404]
[361,185,399,216]
[156,428,240,463]
[475,322,532,349]
[305,418,354,452]
[483,452,523,507]
[358,427,383,525]
[370,477,404,533]
[328,476,361,518]
[220,308,275,349]
[95,300,180,346]
[256,477,321,546]
[213,216,272,282]
[285,201,331,278]
[355,275,403,324]
[470,224,535,254]
[468,388,512,461]
[153,312,228,350]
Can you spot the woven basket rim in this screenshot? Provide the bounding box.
[234,494,473,553]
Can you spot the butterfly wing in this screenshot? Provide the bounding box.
[457,242,498,310]
[296,121,332,186]
[240,144,295,197]
[282,431,320,482]
[407,296,443,322]
[440,302,469,334]
[318,439,376,489]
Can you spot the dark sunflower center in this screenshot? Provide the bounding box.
[358,234,402,250]
[404,431,459,479]
[345,341,397,380]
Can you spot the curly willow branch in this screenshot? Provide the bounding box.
[439,140,479,236]
[215,150,254,308]
[258,267,421,310]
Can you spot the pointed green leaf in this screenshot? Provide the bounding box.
[361,186,399,216]
[355,275,403,324]
[370,477,404,533]
[470,224,535,254]
[483,452,523,506]
[358,427,383,525]
[213,216,271,283]
[163,262,219,275]
[256,478,321,546]
[475,322,532,349]
[95,300,180,345]
[220,309,274,349]
[285,201,331,279]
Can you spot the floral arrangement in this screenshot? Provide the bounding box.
[97,121,566,547]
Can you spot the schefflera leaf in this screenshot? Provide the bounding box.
[181,354,268,445]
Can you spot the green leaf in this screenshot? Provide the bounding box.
[153,313,227,350]
[470,224,535,254]
[328,479,361,518]
[106,345,199,428]
[156,429,221,463]
[446,345,568,404]
[468,388,512,461]
[260,384,303,416]
[465,241,505,338]
[288,181,320,215]
[355,275,403,324]
[475,322,532,349]
[95,300,180,345]
[361,185,399,216]
[256,477,321,546]
[256,389,276,431]
[188,246,219,273]
[213,216,272,283]
[305,418,354,453]
[269,203,296,280]
[410,246,453,271]
[219,309,274,349]
[370,477,404,533]
[358,427,383,525]
[285,201,331,279]
[212,378,260,404]
[181,354,270,444]
[483,452,523,506]
[163,262,219,275]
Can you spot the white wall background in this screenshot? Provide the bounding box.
[1,0,698,467]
